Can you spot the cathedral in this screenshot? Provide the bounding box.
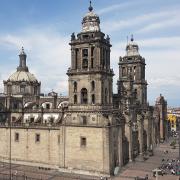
[0,2,167,177]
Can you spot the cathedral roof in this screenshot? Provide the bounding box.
[8,71,37,82]
[82,1,100,32]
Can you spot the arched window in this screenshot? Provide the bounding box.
[34,86,38,95]
[134,89,137,98]
[0,103,4,111]
[81,88,88,104]
[82,116,87,125]
[74,82,77,92]
[74,95,77,104]
[92,94,95,104]
[105,88,108,104]
[91,81,95,91]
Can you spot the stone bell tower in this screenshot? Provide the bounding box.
[118,35,147,105]
[67,2,114,110]
[65,2,122,176]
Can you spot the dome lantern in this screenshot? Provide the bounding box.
[126,35,140,57]
[17,47,29,72]
[82,1,100,32]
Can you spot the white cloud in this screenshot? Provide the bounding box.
[102,10,180,33]
[137,15,180,33]
[98,2,136,15]
[0,28,70,95]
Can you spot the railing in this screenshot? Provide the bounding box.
[24,109,63,113]
[0,122,60,129]
[67,67,114,75]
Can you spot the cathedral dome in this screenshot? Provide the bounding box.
[82,1,100,32]
[7,47,38,83]
[8,71,38,82]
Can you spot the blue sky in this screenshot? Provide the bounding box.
[0,0,180,107]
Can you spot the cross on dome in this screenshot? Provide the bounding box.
[20,46,26,55]
[131,34,134,42]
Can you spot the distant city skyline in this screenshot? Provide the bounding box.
[0,0,179,107]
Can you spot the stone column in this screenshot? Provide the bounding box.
[137,114,144,155]
[71,48,75,69]
[118,126,123,166]
[144,112,150,150]
[125,117,133,162]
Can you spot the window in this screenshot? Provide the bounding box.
[91,81,95,91]
[92,94,95,104]
[0,104,3,111]
[122,67,126,76]
[82,49,88,57]
[75,49,78,69]
[134,89,137,98]
[82,49,88,69]
[81,88,88,104]
[15,132,19,142]
[82,58,88,69]
[20,86,25,93]
[34,87,38,95]
[80,137,86,147]
[82,35,89,39]
[91,58,94,68]
[82,116,87,125]
[46,104,50,109]
[12,116,16,122]
[35,134,40,143]
[91,47,94,57]
[74,82,77,92]
[30,117,34,123]
[105,88,108,104]
[13,103,18,109]
[74,95,77,104]
[58,135,60,144]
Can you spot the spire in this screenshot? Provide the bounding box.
[89,1,93,12]
[131,34,134,42]
[17,47,28,72]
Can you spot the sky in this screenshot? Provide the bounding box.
[0,0,179,107]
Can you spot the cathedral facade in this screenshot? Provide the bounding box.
[0,3,167,177]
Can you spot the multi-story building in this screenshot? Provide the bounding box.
[0,2,167,177]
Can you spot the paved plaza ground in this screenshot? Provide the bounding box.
[0,138,179,180]
[114,138,179,180]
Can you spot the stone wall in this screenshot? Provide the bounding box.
[0,125,112,175]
